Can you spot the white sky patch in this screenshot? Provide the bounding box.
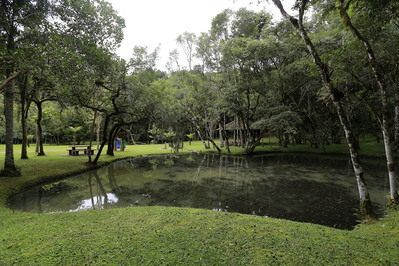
[107,0,295,70]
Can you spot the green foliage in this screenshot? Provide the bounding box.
[186,133,195,140]
[69,126,82,133]
[129,45,159,73]
[252,107,302,136]
[164,131,181,153]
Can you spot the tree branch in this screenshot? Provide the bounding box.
[299,0,307,25]
[343,0,352,11]
[271,0,299,27]
[0,71,21,92]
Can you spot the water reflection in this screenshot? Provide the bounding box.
[59,193,119,213]
[8,154,389,229]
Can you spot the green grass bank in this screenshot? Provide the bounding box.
[0,140,398,264]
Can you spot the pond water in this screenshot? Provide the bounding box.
[8,154,389,229]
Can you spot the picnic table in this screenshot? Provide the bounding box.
[67,145,94,156]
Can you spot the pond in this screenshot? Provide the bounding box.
[8,154,389,230]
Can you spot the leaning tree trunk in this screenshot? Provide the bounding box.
[93,114,113,164]
[93,114,111,164]
[93,138,108,165]
[245,127,268,155]
[272,0,376,220]
[107,125,120,156]
[1,69,20,177]
[193,123,208,149]
[338,1,399,204]
[333,90,375,219]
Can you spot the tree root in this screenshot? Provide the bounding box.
[0,168,22,177]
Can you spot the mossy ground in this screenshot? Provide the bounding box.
[0,140,398,264]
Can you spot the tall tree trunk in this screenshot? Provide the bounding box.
[87,110,97,164]
[239,128,244,148]
[1,13,20,177]
[219,123,224,147]
[222,128,230,154]
[272,0,376,220]
[35,101,45,156]
[395,103,399,152]
[338,1,399,204]
[21,109,29,159]
[233,116,237,146]
[20,73,29,159]
[35,125,40,152]
[1,69,20,176]
[223,114,230,153]
[96,113,101,150]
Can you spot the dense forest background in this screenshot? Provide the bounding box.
[1,0,397,149]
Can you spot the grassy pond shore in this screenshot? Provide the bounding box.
[0,140,398,264]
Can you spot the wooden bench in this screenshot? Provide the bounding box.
[67,145,94,156]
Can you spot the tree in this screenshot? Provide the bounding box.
[129,46,159,73]
[52,0,125,162]
[70,126,82,146]
[336,0,398,204]
[17,72,32,159]
[270,0,376,221]
[231,8,271,39]
[177,32,197,74]
[166,49,181,73]
[0,0,49,176]
[221,37,274,153]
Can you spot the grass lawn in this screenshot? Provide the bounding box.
[0,140,398,264]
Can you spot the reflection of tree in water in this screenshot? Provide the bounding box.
[112,155,367,229]
[87,171,109,210]
[131,176,360,229]
[9,154,387,229]
[107,164,120,193]
[88,173,95,209]
[10,181,83,213]
[206,177,361,229]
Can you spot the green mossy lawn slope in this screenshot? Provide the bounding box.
[0,141,398,264]
[1,206,399,265]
